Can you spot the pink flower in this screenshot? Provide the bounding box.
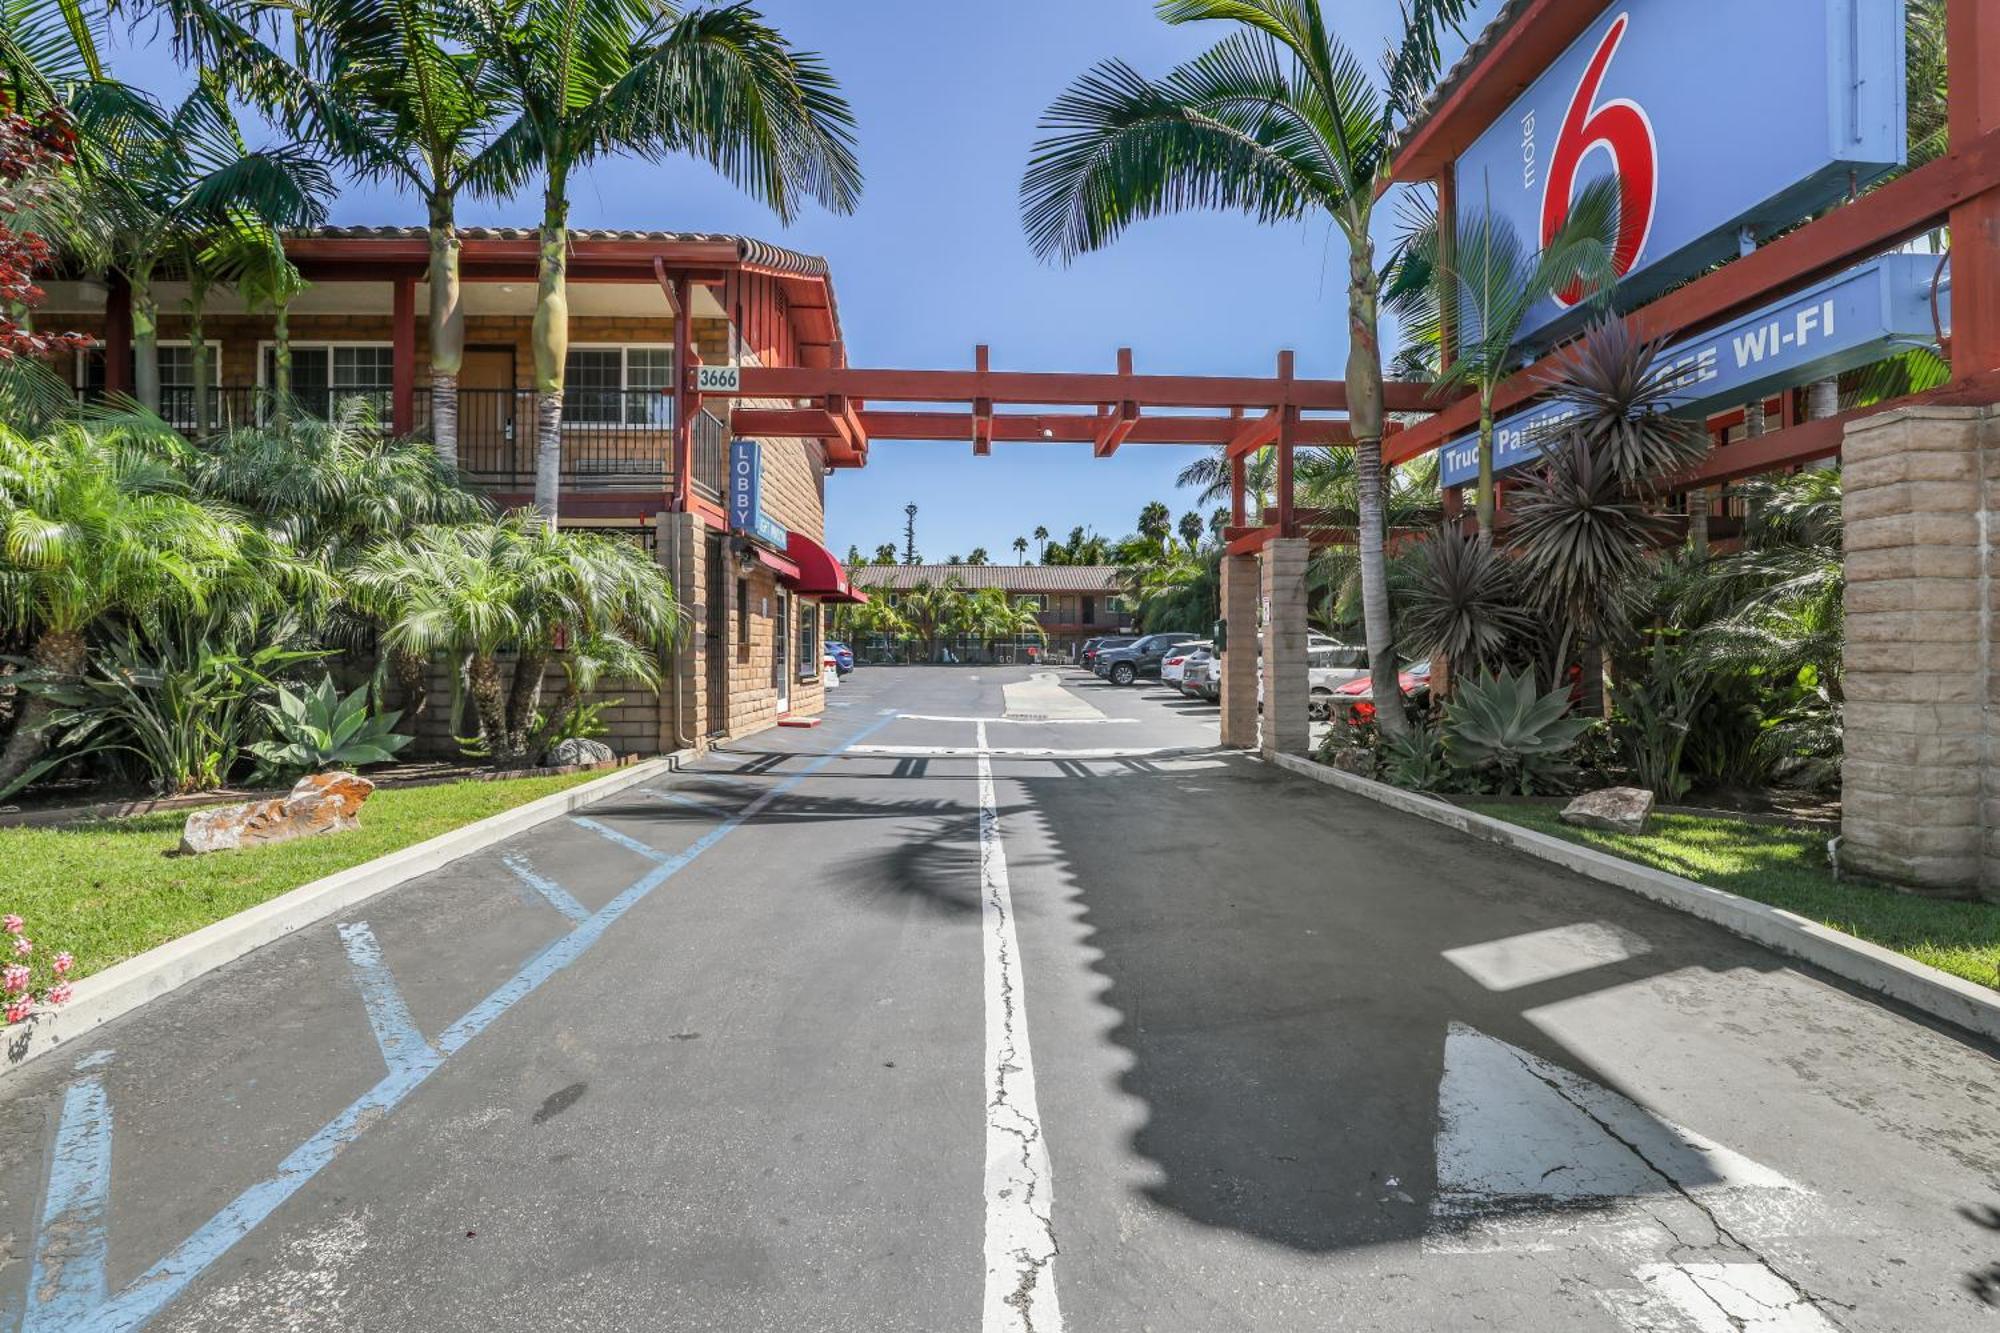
[52,952,72,977]
[2,966,26,995]
[1,914,21,935]
[11,936,29,958]
[45,983,71,1006]
[5,998,30,1024]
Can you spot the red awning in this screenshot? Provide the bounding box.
[747,543,802,582]
[784,531,869,604]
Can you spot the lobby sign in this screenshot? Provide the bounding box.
[1454,0,1907,347]
[728,439,789,548]
[1439,252,1946,488]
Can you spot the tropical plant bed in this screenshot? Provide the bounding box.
[0,754,638,829]
[0,769,606,981]
[1470,805,2000,993]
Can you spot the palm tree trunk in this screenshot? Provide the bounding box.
[428,192,464,467]
[188,278,212,437]
[504,649,548,760]
[1345,233,1409,740]
[467,653,512,765]
[1475,396,1497,536]
[391,648,428,730]
[531,185,570,530]
[131,269,160,414]
[272,298,292,429]
[0,629,87,796]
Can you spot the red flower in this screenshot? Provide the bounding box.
[1350,700,1378,725]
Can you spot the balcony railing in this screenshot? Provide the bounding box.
[82,385,730,498]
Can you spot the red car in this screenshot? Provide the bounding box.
[1330,661,1432,714]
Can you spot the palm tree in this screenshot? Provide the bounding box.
[1397,177,1622,535]
[1032,524,1049,561]
[900,576,970,663]
[1024,0,1477,738]
[0,420,261,793]
[286,0,513,465]
[1177,510,1205,549]
[464,0,862,526]
[1136,499,1171,543]
[871,542,898,565]
[70,76,332,422]
[965,546,990,565]
[966,587,1046,660]
[352,515,677,764]
[1012,535,1029,562]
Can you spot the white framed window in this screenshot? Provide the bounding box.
[258,341,395,420]
[75,343,221,428]
[563,344,674,426]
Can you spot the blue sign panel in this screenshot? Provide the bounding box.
[1440,252,1946,488]
[1454,0,1906,348]
[728,439,789,548]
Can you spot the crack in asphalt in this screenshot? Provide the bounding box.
[1506,1048,1853,1329]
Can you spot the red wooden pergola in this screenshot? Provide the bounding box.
[694,0,2000,559]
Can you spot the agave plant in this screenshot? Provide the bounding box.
[1443,669,1593,794]
[249,676,410,781]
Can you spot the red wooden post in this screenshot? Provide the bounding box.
[1276,350,1296,537]
[673,272,694,511]
[102,272,132,395]
[391,275,416,434]
[1949,0,2000,374]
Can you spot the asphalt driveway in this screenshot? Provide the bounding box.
[0,667,1995,1331]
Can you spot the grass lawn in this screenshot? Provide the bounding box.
[1471,806,2000,993]
[0,771,608,982]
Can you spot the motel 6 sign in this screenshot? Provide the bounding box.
[1456,0,1909,349]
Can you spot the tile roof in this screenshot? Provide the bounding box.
[1387,0,1536,163]
[850,564,1125,594]
[293,226,830,278]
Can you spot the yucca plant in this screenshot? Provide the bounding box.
[1400,529,1533,689]
[1443,668,1592,794]
[249,676,411,782]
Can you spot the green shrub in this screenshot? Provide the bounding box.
[1383,719,1450,792]
[1443,669,1593,795]
[249,677,410,781]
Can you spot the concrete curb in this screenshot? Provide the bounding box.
[5,751,693,1076]
[1267,750,2000,1045]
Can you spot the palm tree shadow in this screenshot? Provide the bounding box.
[1020,757,1806,1253]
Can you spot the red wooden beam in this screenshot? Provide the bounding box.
[391,275,416,434]
[1225,526,1275,557]
[726,408,1355,446]
[1949,0,2000,373]
[1387,125,2000,467]
[972,344,992,456]
[1093,347,1141,457]
[721,363,1434,414]
[1224,408,1280,461]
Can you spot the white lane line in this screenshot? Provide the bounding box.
[1615,1262,1839,1332]
[501,852,590,923]
[898,711,1132,725]
[976,720,1064,1333]
[853,743,1195,759]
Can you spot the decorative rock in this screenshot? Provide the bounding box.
[545,737,615,768]
[179,772,376,855]
[1561,786,1656,835]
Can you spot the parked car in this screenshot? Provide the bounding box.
[1082,636,1135,672]
[1328,660,1433,717]
[1307,642,1368,719]
[824,640,855,675]
[1162,640,1211,689]
[1097,632,1200,686]
[1178,646,1218,701]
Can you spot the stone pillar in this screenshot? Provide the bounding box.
[1260,537,1310,757]
[1219,552,1259,748]
[1840,405,1999,902]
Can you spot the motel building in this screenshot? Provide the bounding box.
[848,564,1137,663]
[39,227,870,750]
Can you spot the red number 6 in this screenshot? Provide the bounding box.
[1542,13,1658,307]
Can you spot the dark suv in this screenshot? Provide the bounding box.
[1097,632,1199,686]
[1081,636,1136,672]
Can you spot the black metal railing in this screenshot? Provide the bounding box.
[83,384,711,497]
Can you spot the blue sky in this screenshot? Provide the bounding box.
[106,1,1500,563]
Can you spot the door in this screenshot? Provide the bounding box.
[458,346,516,480]
[773,592,790,715]
[704,533,728,736]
